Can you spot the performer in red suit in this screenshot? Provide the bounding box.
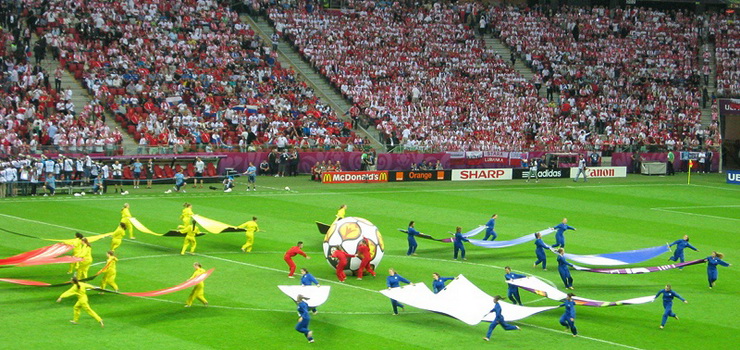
[284,241,310,278]
[330,248,356,282]
[356,239,376,280]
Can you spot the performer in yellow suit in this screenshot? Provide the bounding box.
[181,224,200,255]
[99,251,119,292]
[56,277,104,327]
[238,216,260,252]
[121,203,135,239]
[67,232,84,274]
[335,204,347,222]
[185,262,208,307]
[179,203,194,232]
[110,223,127,251]
[76,238,93,279]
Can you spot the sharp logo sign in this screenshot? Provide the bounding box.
[452,169,513,181]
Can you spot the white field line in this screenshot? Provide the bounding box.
[651,205,740,210]
[649,208,740,222]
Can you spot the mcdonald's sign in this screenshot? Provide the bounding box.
[321,171,389,184]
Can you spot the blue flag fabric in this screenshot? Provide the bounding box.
[561,245,670,266]
[468,228,556,248]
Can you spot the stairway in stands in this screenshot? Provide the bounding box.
[32,35,138,154]
[482,35,539,96]
[243,14,385,151]
[699,39,716,128]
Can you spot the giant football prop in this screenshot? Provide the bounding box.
[322,217,384,273]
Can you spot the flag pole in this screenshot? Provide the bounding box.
[687,160,692,185]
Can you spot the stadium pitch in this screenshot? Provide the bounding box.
[1,174,737,349]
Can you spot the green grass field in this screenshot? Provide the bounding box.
[1,174,738,350]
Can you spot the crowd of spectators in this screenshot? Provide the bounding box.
[270,1,725,153]
[21,0,370,154]
[0,0,732,158]
[271,0,553,152]
[711,13,739,97]
[0,2,122,157]
[484,5,720,152]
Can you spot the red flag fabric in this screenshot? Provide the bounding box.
[0,278,52,286]
[689,160,694,168]
[121,269,214,297]
[0,243,73,266]
[17,256,82,267]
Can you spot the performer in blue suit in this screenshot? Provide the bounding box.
[551,218,576,248]
[432,273,454,294]
[300,268,319,314]
[559,293,578,336]
[453,226,469,260]
[294,295,314,343]
[483,214,498,241]
[483,295,520,341]
[668,235,698,268]
[557,248,575,289]
[387,268,411,315]
[655,285,687,329]
[705,252,730,288]
[406,221,421,256]
[504,266,527,305]
[533,232,550,270]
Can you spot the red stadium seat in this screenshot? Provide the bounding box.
[123,167,133,179]
[164,165,174,178]
[206,163,217,177]
[154,165,164,179]
[186,163,196,177]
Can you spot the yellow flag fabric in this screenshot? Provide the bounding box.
[129,218,164,236]
[45,233,112,244]
[192,214,240,234]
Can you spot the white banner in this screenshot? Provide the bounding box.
[508,276,655,307]
[570,166,627,178]
[379,275,557,325]
[452,168,513,181]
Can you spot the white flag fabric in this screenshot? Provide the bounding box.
[507,276,655,307]
[380,275,556,325]
[277,285,331,308]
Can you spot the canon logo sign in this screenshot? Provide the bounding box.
[588,169,614,177]
[569,166,627,179]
